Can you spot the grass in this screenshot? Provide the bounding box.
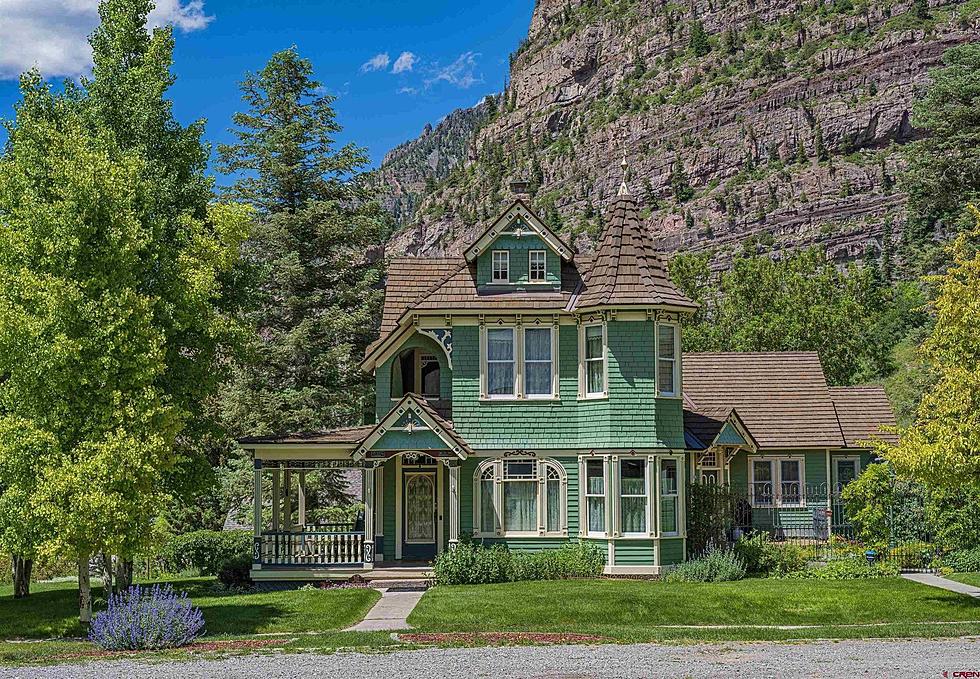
[408,577,980,642]
[0,578,381,640]
[948,573,980,588]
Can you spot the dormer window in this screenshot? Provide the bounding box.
[529,250,546,283]
[491,251,509,283]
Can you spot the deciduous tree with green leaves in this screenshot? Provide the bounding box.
[873,207,980,488]
[0,0,248,618]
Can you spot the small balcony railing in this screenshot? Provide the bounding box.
[255,531,365,567]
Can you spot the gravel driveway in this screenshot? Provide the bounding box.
[4,638,977,678]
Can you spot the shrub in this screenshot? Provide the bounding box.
[925,486,980,552]
[432,542,604,586]
[940,547,980,573]
[886,541,936,570]
[664,546,746,583]
[216,554,253,588]
[158,530,251,576]
[734,533,808,576]
[784,558,900,580]
[89,584,205,650]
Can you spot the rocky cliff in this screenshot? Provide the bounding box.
[381,0,978,266]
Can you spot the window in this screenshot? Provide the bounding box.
[491,250,509,283]
[486,328,515,397]
[659,458,679,535]
[657,323,679,397]
[420,353,440,398]
[585,459,606,534]
[750,457,805,507]
[528,250,546,282]
[473,459,566,537]
[620,459,648,534]
[833,457,860,491]
[524,327,553,398]
[584,324,605,397]
[503,461,537,532]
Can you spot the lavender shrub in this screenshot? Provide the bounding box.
[89,584,205,650]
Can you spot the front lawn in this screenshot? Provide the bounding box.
[408,577,980,642]
[0,578,380,640]
[948,573,980,588]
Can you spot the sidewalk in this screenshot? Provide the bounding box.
[902,572,980,598]
[347,587,426,631]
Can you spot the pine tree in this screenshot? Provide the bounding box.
[814,122,828,161]
[218,48,389,439]
[669,156,695,203]
[689,20,711,57]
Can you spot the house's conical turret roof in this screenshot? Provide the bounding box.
[573,194,697,311]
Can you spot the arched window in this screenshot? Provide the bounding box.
[473,458,567,537]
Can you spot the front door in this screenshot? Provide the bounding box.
[403,471,437,560]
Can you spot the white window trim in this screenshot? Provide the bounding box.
[491,250,510,283]
[579,456,610,538]
[528,249,547,283]
[523,326,557,400]
[656,322,681,398]
[657,455,685,537]
[749,455,807,508]
[483,326,517,399]
[615,456,654,538]
[473,458,568,538]
[480,325,559,401]
[832,455,861,492]
[579,322,608,399]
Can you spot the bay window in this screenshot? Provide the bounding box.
[582,324,606,397]
[620,459,648,534]
[486,328,516,398]
[750,457,805,507]
[529,250,547,282]
[524,327,553,398]
[657,323,679,397]
[659,457,679,536]
[473,459,566,537]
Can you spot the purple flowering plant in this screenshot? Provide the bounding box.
[88,584,205,650]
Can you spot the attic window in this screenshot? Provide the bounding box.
[492,251,509,283]
[529,250,546,282]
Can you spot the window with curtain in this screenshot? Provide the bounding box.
[585,459,606,534]
[480,465,496,534]
[780,460,802,506]
[529,250,546,282]
[751,460,774,506]
[503,460,537,532]
[491,250,509,282]
[487,328,515,397]
[749,457,804,507]
[524,327,553,398]
[585,325,605,396]
[620,459,647,534]
[659,458,679,535]
[545,464,561,532]
[657,324,678,396]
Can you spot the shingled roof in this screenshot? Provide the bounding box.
[683,352,846,449]
[683,406,758,451]
[238,425,374,446]
[829,386,899,446]
[573,195,697,311]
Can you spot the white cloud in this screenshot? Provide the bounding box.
[359,52,390,73]
[391,51,416,74]
[397,86,418,95]
[0,0,213,79]
[426,51,482,90]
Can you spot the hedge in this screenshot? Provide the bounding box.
[158,530,251,576]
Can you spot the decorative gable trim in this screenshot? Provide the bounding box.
[710,409,759,452]
[352,394,469,461]
[464,199,574,263]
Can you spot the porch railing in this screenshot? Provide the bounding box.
[256,531,365,567]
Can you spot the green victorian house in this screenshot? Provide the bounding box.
[239,188,898,582]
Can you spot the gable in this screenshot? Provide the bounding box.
[352,394,470,460]
[715,422,747,446]
[476,232,561,288]
[464,200,573,263]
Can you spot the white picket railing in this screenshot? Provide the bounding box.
[258,531,365,566]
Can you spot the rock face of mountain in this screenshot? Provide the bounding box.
[373,96,499,226]
[379,0,978,266]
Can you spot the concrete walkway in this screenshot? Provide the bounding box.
[902,572,980,598]
[347,587,426,631]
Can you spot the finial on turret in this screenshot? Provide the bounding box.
[618,150,631,197]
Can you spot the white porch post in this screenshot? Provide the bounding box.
[363,466,375,569]
[252,459,262,569]
[448,463,460,549]
[271,467,281,532]
[297,471,307,528]
[283,470,293,531]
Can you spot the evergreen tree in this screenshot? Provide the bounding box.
[669,156,695,203]
[218,47,389,439]
[814,122,828,161]
[689,20,711,57]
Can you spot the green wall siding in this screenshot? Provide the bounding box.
[475,232,561,287]
[660,538,685,565]
[614,540,656,565]
[451,321,685,450]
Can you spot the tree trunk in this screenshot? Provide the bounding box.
[78,555,92,624]
[114,559,133,591]
[11,555,32,599]
[99,553,113,595]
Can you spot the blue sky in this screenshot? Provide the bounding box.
[0,0,533,170]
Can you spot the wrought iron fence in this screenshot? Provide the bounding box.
[686,483,939,571]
